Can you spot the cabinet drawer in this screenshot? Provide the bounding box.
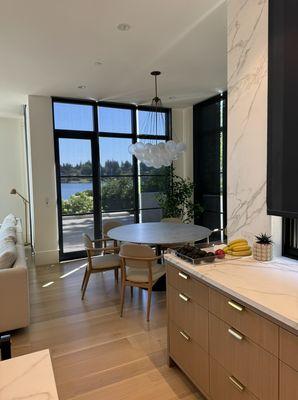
[209,313,278,400]
[167,265,209,309]
[169,320,209,395]
[279,361,298,400]
[210,357,258,400]
[280,328,298,371]
[168,284,208,351]
[209,289,278,355]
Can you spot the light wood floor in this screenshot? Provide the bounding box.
[12,255,204,400]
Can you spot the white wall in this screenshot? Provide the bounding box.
[27,95,59,265]
[172,107,193,180]
[0,117,28,236]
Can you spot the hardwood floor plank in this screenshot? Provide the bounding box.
[11,255,205,399]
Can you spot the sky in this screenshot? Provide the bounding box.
[54,102,166,165]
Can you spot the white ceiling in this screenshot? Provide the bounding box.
[0,0,227,118]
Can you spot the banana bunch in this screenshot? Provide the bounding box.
[223,238,252,256]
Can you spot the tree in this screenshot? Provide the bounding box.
[155,173,203,223]
[62,191,93,214]
[102,177,133,210]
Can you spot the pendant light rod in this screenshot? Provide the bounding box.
[151,71,161,104]
[128,70,186,168]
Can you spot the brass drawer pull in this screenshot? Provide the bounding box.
[179,330,190,341]
[179,293,189,302]
[228,300,244,312]
[228,327,244,341]
[229,376,245,392]
[178,271,189,280]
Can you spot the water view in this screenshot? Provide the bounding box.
[61,182,92,200]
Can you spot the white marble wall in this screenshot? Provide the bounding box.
[227,0,271,241]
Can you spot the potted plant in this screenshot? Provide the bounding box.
[155,173,203,223]
[253,233,273,261]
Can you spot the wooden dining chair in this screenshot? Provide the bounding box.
[81,234,120,300]
[102,220,123,253]
[119,243,165,321]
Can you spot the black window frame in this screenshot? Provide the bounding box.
[282,217,298,260]
[52,97,171,261]
[193,92,227,242]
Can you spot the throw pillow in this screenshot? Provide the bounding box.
[0,240,17,269]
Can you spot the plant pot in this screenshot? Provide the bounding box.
[253,243,273,261]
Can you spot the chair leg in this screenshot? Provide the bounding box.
[130,286,133,298]
[81,272,91,300]
[114,268,119,284]
[146,287,152,322]
[81,268,87,291]
[120,283,125,317]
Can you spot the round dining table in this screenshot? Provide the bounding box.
[108,222,211,291]
[108,222,212,254]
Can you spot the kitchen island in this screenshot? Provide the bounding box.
[165,253,298,400]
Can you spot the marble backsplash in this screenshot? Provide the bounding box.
[227,0,271,241]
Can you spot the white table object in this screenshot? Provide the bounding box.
[108,222,212,248]
[0,349,59,400]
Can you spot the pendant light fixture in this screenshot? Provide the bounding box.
[128,71,186,168]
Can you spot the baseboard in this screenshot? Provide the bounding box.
[34,249,59,266]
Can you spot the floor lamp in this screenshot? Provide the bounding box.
[10,188,30,246]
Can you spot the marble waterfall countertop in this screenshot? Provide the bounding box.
[0,349,59,400]
[165,253,298,333]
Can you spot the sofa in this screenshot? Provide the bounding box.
[0,214,30,333]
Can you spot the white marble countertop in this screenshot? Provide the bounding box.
[0,349,59,400]
[165,253,298,333]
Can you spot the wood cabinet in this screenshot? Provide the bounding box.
[279,361,298,400]
[168,284,208,351]
[167,265,209,309]
[166,263,298,400]
[209,289,278,355]
[209,313,278,400]
[169,320,209,394]
[279,328,298,371]
[210,357,258,400]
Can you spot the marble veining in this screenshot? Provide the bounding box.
[227,0,271,240]
[0,349,59,400]
[165,253,298,333]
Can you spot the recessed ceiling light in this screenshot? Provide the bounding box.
[94,61,103,66]
[117,23,131,31]
[78,85,87,89]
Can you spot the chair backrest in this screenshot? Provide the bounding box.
[82,233,93,250]
[103,220,123,237]
[120,243,155,269]
[161,217,182,224]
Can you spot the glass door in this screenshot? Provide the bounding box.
[99,137,136,229]
[56,137,97,260]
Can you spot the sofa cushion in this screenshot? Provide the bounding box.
[0,240,17,269]
[2,214,17,227]
[0,226,17,243]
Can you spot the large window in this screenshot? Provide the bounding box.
[193,93,227,241]
[283,218,298,260]
[53,99,171,260]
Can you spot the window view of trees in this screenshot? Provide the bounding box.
[61,161,170,214]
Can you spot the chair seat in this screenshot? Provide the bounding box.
[126,263,165,283]
[91,254,120,270]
